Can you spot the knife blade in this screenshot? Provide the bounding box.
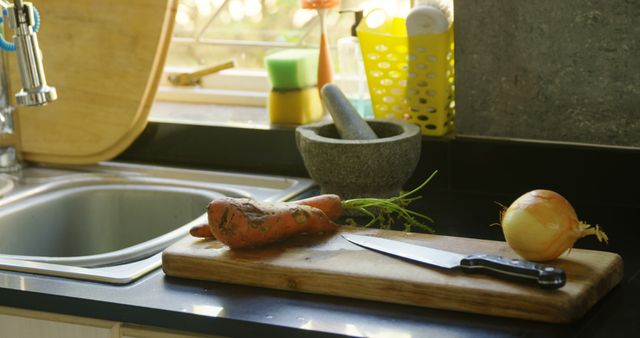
[341,233,566,289]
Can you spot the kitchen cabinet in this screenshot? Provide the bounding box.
[0,306,117,338]
[0,306,223,338]
[120,324,225,338]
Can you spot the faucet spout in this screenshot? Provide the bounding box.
[0,1,56,172]
[7,0,56,106]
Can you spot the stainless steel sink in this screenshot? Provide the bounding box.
[0,162,313,284]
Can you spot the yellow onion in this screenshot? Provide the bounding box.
[500,189,608,262]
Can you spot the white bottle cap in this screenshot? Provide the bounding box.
[406,5,449,35]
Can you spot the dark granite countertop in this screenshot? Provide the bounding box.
[0,189,637,338]
[1,123,639,337]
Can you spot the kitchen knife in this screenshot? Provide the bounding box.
[342,233,566,289]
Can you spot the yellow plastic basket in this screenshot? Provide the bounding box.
[357,12,455,136]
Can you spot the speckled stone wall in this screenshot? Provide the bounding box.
[453,0,640,147]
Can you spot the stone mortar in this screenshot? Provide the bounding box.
[295,119,421,200]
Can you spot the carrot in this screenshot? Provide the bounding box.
[207,197,338,249]
[191,194,342,239]
[189,223,212,238]
[191,170,438,248]
[295,194,343,221]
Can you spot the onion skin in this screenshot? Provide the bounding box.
[501,189,605,262]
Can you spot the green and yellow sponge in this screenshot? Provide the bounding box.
[264,49,324,124]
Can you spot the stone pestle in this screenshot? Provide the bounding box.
[320,83,378,140]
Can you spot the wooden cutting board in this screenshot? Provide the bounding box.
[8,0,177,164]
[162,227,624,323]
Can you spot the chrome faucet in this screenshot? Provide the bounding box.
[0,0,56,172]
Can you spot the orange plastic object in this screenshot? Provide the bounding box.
[301,0,340,92]
[317,31,333,91]
[300,0,340,9]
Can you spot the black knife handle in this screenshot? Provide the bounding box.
[459,254,566,289]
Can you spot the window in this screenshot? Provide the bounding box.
[154,0,410,120]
